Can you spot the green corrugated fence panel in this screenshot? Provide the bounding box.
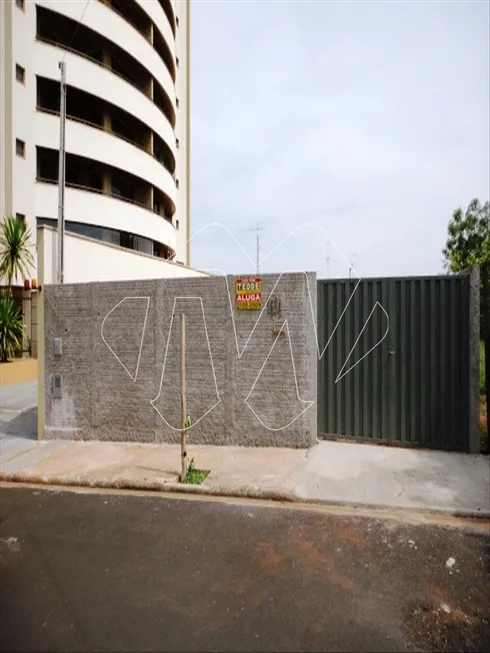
[317,275,470,451]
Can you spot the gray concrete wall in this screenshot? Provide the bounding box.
[43,273,317,447]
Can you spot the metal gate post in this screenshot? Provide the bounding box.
[468,265,481,454]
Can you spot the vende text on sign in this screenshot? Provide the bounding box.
[235,277,262,310]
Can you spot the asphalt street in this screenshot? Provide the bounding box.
[0,487,489,653]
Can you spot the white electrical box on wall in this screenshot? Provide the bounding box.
[54,337,62,356]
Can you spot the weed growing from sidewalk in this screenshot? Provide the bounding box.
[183,457,210,485]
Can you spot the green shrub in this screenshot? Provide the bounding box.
[0,290,23,362]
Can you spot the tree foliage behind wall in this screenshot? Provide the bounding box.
[443,198,489,450]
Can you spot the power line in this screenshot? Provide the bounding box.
[62,0,92,61]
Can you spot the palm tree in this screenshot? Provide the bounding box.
[0,290,23,362]
[0,215,34,288]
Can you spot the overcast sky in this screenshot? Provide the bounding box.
[189,0,489,279]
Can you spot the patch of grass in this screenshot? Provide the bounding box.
[183,457,210,485]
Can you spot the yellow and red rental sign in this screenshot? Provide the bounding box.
[235,277,262,310]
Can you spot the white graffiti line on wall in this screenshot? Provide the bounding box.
[214,267,389,381]
[297,272,391,379]
[171,223,378,368]
[175,222,358,282]
[223,268,387,427]
[335,301,390,383]
[244,319,315,431]
[100,296,150,382]
[100,223,390,431]
[149,296,221,431]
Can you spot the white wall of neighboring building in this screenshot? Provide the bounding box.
[173,0,191,266]
[38,227,207,285]
[1,0,191,282]
[0,0,12,220]
[34,111,177,208]
[35,0,177,103]
[34,40,176,151]
[35,182,177,251]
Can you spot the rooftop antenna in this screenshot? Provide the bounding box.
[349,253,357,280]
[326,242,331,278]
[251,220,265,275]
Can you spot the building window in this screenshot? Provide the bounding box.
[36,217,175,260]
[176,16,179,27]
[176,179,179,189]
[176,138,179,149]
[16,139,25,157]
[16,213,26,224]
[176,219,179,230]
[176,57,179,68]
[176,98,179,108]
[16,64,25,84]
[15,0,24,9]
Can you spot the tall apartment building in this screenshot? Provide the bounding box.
[0,0,190,281]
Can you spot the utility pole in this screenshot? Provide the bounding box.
[251,220,265,275]
[57,61,67,285]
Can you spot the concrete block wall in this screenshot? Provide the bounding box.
[42,273,318,447]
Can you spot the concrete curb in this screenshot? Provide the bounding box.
[2,470,489,521]
[0,471,297,504]
[293,495,490,521]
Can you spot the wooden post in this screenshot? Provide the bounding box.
[180,313,188,480]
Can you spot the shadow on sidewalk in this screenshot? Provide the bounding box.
[0,407,37,440]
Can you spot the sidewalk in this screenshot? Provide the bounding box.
[1,436,489,518]
[0,379,37,441]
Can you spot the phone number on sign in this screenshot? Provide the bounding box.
[236,300,262,310]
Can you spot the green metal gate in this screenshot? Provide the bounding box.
[317,275,470,451]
